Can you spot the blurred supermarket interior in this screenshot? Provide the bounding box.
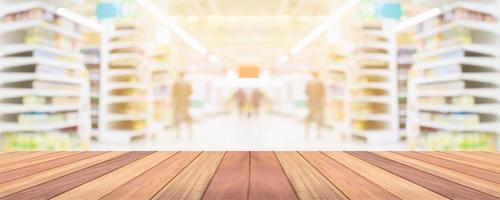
[0,0,499,151]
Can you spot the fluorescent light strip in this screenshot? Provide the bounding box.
[56,8,105,32]
[393,8,441,32]
[136,0,209,55]
[289,0,360,56]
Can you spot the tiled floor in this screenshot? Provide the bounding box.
[90,114,407,151]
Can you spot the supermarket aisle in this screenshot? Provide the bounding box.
[91,114,407,151]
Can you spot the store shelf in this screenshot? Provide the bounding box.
[418,104,500,113]
[417,120,498,132]
[0,57,85,70]
[415,20,500,40]
[0,44,84,60]
[0,20,80,38]
[0,120,80,132]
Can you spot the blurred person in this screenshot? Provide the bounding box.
[305,71,325,138]
[234,88,246,117]
[172,72,193,138]
[251,88,264,117]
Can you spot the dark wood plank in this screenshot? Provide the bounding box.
[0,152,103,184]
[301,152,398,200]
[324,152,445,200]
[0,152,126,198]
[274,152,348,200]
[248,152,297,200]
[202,152,249,200]
[349,152,498,200]
[152,152,225,200]
[101,152,201,200]
[53,152,176,200]
[399,152,500,184]
[0,152,151,200]
[376,152,500,198]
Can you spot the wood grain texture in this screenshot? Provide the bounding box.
[152,152,225,200]
[249,152,297,200]
[429,152,500,172]
[202,152,249,200]
[275,152,348,200]
[0,152,75,174]
[324,152,446,200]
[0,152,151,200]
[0,152,125,198]
[461,152,500,166]
[102,152,201,200]
[53,152,175,200]
[300,152,398,200]
[0,152,51,166]
[376,152,500,198]
[350,152,498,200]
[399,152,500,184]
[0,152,102,185]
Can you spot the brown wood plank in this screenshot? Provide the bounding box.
[428,152,500,172]
[0,152,51,166]
[0,152,151,200]
[350,152,498,200]
[202,152,249,200]
[0,152,125,198]
[300,152,398,200]
[0,152,35,162]
[461,152,500,166]
[0,152,103,185]
[248,152,297,200]
[53,152,176,200]
[152,152,225,200]
[324,152,446,200]
[399,152,500,184]
[102,152,201,200]
[376,152,500,198]
[274,151,348,200]
[0,152,76,174]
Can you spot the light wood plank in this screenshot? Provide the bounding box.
[0,152,76,174]
[53,152,175,200]
[0,152,35,162]
[102,152,201,200]
[400,152,500,184]
[248,152,297,200]
[325,152,446,200]
[0,152,51,166]
[301,152,398,200]
[0,152,125,198]
[428,152,500,172]
[0,152,151,200]
[461,152,500,166]
[152,152,225,200]
[377,152,500,198]
[350,152,498,200]
[274,152,348,200]
[202,152,249,200]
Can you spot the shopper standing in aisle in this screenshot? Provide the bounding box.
[234,88,246,117]
[305,71,325,138]
[251,88,264,118]
[172,72,193,138]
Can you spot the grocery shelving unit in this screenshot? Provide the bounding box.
[396,31,416,138]
[147,44,172,134]
[98,22,151,144]
[348,21,399,144]
[82,31,101,139]
[0,1,91,150]
[408,1,500,150]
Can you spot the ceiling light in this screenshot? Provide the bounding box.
[393,8,441,32]
[289,0,360,56]
[208,54,219,63]
[278,54,290,63]
[56,8,104,32]
[137,0,209,55]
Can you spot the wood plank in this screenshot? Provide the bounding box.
[274,151,348,200]
[0,152,35,162]
[102,152,201,200]
[0,152,51,166]
[53,152,176,200]
[152,152,225,200]
[0,152,103,185]
[377,152,500,198]
[300,152,398,200]
[0,152,76,174]
[202,152,249,200]
[350,152,498,200]
[428,152,500,172]
[0,152,151,200]
[324,152,446,200]
[461,152,500,165]
[0,152,125,198]
[248,152,297,200]
[399,152,500,184]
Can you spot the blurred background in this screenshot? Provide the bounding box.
[0,0,499,151]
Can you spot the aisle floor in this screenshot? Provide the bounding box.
[91,114,407,151]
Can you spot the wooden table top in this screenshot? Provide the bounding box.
[0,151,498,200]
